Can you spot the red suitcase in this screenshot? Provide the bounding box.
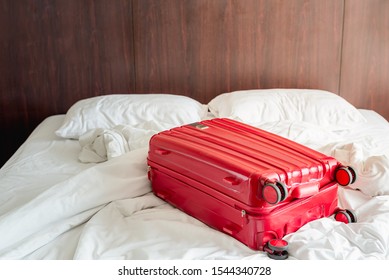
[147,118,357,259]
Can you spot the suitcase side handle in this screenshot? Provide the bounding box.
[223,176,242,185]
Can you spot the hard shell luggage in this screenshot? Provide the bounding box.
[147,118,357,259]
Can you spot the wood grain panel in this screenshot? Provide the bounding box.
[133,0,344,103]
[0,0,135,166]
[340,0,389,120]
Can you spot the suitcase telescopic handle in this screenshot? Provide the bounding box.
[290,181,319,198]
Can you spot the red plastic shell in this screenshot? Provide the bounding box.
[147,118,343,250]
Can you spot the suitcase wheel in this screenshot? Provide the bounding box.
[334,209,357,223]
[264,239,289,260]
[345,209,357,223]
[335,166,357,186]
[262,181,288,204]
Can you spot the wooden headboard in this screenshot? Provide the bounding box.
[1,0,389,166]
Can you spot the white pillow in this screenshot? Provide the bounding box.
[208,89,367,130]
[56,94,208,139]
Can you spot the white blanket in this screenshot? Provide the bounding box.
[259,120,389,197]
[78,122,165,163]
[1,113,389,260]
[0,148,151,259]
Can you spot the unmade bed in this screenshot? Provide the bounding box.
[1,89,389,260]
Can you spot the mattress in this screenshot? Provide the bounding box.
[1,91,389,260]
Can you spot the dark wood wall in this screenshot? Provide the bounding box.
[1,0,389,166]
[340,0,389,115]
[133,0,343,102]
[0,0,135,165]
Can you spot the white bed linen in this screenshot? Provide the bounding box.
[1,111,389,260]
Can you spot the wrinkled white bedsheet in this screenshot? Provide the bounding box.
[78,121,172,163]
[1,111,389,260]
